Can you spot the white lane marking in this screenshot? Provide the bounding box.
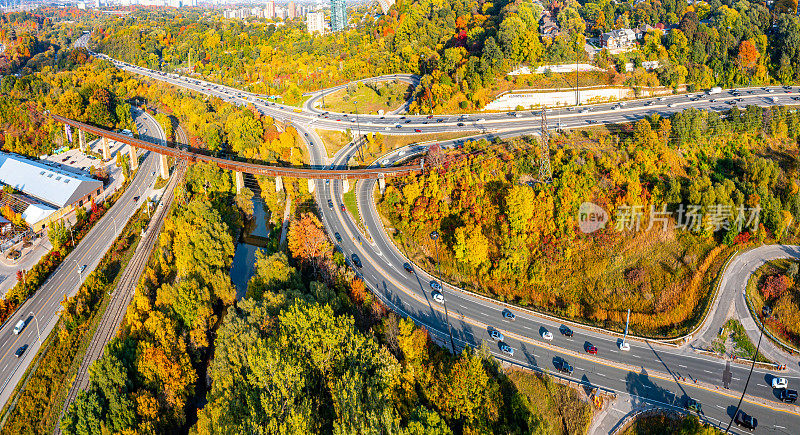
[632,354,641,359]
[679,364,688,368]
[703,370,713,374]
[2,364,6,372]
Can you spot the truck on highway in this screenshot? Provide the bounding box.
[13,316,31,335]
[707,86,722,95]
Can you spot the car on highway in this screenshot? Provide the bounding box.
[541,330,553,341]
[586,344,598,354]
[351,253,362,268]
[499,342,514,356]
[489,329,504,341]
[772,377,788,389]
[327,199,334,209]
[432,291,444,304]
[734,410,757,430]
[780,389,798,403]
[580,108,591,113]
[555,358,573,375]
[668,103,677,108]
[14,344,28,358]
[340,204,346,212]
[395,124,402,129]
[403,263,414,273]
[414,129,422,132]
[430,280,442,291]
[618,341,631,351]
[457,122,465,126]
[560,326,573,337]
[79,264,87,273]
[502,309,516,321]
[684,398,701,413]
[334,232,342,243]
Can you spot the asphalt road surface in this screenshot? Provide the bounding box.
[92,49,800,432]
[0,109,161,409]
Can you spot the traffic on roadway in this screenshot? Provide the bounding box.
[85,44,800,432]
[0,108,163,409]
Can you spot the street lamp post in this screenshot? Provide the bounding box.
[725,308,768,433]
[353,100,364,162]
[430,231,456,353]
[29,311,40,344]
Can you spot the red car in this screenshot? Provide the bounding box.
[414,129,422,132]
[340,204,346,212]
[586,345,598,355]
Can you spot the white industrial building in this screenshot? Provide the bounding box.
[0,153,103,231]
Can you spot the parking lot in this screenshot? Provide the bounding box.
[41,138,130,176]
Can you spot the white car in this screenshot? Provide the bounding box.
[619,341,631,351]
[772,377,788,389]
[541,330,553,341]
[432,291,444,304]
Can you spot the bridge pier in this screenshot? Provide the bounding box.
[102,137,111,161]
[342,179,351,193]
[235,171,244,193]
[128,146,138,170]
[275,176,283,193]
[379,176,386,194]
[64,124,71,143]
[78,130,87,152]
[308,179,315,193]
[160,154,169,179]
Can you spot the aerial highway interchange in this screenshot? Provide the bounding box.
[28,33,800,433]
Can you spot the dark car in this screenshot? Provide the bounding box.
[403,263,414,273]
[780,389,798,403]
[556,359,573,375]
[560,326,573,337]
[327,199,334,209]
[457,122,465,127]
[685,398,701,413]
[14,344,28,358]
[735,410,758,430]
[502,310,516,321]
[351,253,362,268]
[334,232,342,243]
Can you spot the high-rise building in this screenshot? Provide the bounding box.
[287,1,296,19]
[307,11,325,34]
[265,0,275,18]
[330,0,347,32]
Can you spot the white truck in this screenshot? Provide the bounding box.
[707,86,722,95]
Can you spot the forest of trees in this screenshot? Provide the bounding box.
[380,104,800,336]
[86,0,800,114]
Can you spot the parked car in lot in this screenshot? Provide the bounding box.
[734,410,758,430]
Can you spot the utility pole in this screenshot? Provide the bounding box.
[354,100,364,162]
[538,110,553,184]
[575,37,580,106]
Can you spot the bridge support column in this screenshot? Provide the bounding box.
[379,176,386,195]
[275,176,283,193]
[342,179,351,193]
[78,130,87,152]
[128,146,138,170]
[64,124,71,143]
[160,154,169,179]
[308,179,315,193]
[102,137,111,161]
[235,171,244,193]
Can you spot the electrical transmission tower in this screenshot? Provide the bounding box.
[537,110,553,184]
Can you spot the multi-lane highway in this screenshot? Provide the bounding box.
[0,109,162,409]
[85,46,800,432]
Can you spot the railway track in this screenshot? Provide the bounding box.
[53,160,186,434]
